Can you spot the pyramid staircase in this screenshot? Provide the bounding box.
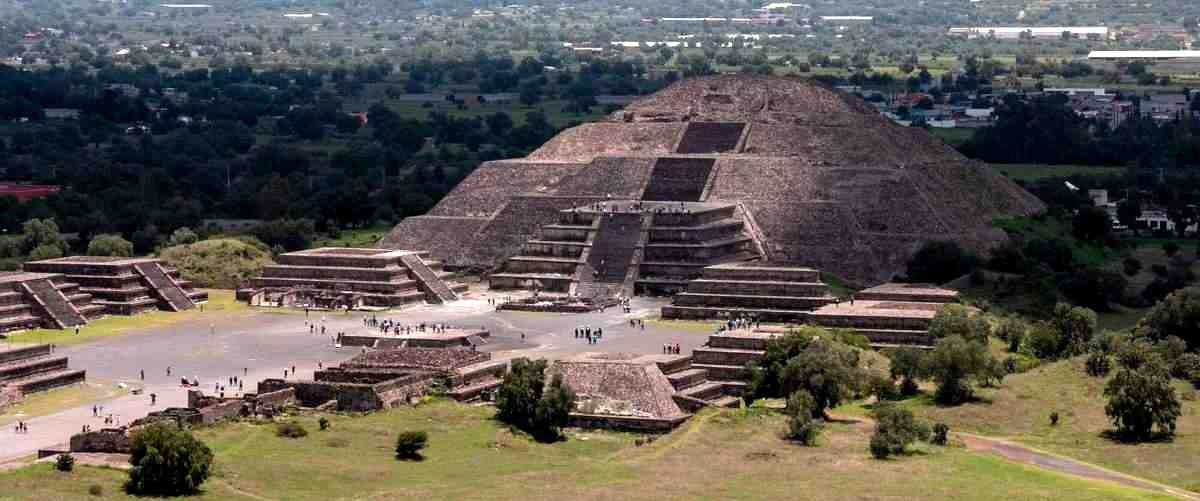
[399,253,458,303]
[20,278,88,328]
[0,344,86,402]
[653,354,745,411]
[133,262,195,312]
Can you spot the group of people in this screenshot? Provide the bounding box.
[574,325,603,345]
[12,421,28,434]
[367,317,455,336]
[92,405,120,426]
[662,343,681,355]
[718,314,760,332]
[627,318,646,330]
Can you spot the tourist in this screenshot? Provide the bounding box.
[166,366,171,376]
[150,393,157,405]
[140,369,145,380]
[74,326,79,336]
[92,405,97,417]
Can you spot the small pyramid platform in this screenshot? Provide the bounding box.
[382,75,1043,286]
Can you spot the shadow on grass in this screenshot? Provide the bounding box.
[1099,429,1177,445]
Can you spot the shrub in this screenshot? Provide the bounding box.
[928,304,989,342]
[995,317,1027,349]
[867,373,899,401]
[778,339,863,418]
[88,484,103,496]
[1123,257,1143,277]
[158,238,273,289]
[495,359,576,442]
[926,336,993,405]
[888,347,925,396]
[126,423,213,496]
[86,234,134,257]
[931,423,950,446]
[318,417,330,431]
[55,453,75,472]
[1085,351,1112,377]
[1024,322,1061,360]
[905,241,978,284]
[275,421,308,439]
[395,430,428,459]
[785,390,823,446]
[1105,357,1180,441]
[1050,303,1098,357]
[1176,353,1200,383]
[869,403,929,459]
[1050,412,1060,426]
[1163,241,1180,257]
[1134,287,1200,352]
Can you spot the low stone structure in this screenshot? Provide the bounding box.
[0,271,100,333]
[806,284,958,347]
[489,200,759,300]
[23,256,206,316]
[548,352,742,432]
[339,327,490,349]
[258,347,507,411]
[241,247,466,309]
[0,344,86,409]
[661,263,836,321]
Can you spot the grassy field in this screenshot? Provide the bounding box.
[0,400,1177,500]
[840,357,1200,492]
[989,164,1127,182]
[930,127,975,147]
[0,290,243,348]
[0,382,128,426]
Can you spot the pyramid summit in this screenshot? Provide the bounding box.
[381,75,1043,285]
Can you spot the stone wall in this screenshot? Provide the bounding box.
[70,428,131,453]
[0,344,50,364]
[567,413,688,433]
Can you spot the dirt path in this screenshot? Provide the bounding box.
[828,413,1199,500]
[956,432,1200,501]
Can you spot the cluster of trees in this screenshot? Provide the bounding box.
[494,358,576,442]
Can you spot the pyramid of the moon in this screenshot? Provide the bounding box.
[380,75,1043,285]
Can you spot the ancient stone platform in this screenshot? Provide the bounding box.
[0,344,86,408]
[242,247,466,309]
[489,200,758,300]
[23,256,206,316]
[0,270,103,333]
[339,327,490,349]
[661,263,836,321]
[382,75,1044,286]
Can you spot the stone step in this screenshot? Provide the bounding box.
[7,368,86,394]
[684,279,831,297]
[448,377,502,401]
[707,395,742,408]
[660,305,813,323]
[852,329,935,347]
[692,347,764,367]
[672,292,835,310]
[677,380,725,401]
[691,363,751,381]
[666,368,709,391]
[133,262,195,311]
[0,355,69,383]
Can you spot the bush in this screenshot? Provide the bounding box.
[86,234,134,257]
[1134,287,1200,352]
[395,430,428,459]
[995,317,1027,353]
[926,336,993,405]
[928,304,989,342]
[166,227,199,247]
[1050,411,1060,426]
[905,241,977,284]
[275,421,308,439]
[1104,357,1181,441]
[88,484,103,496]
[1085,351,1112,377]
[55,453,75,472]
[495,359,576,442]
[931,423,950,446]
[867,373,899,401]
[1050,303,1098,357]
[869,403,929,459]
[785,390,823,446]
[318,417,330,431]
[158,238,274,289]
[1024,322,1061,360]
[126,423,213,496]
[1123,257,1143,277]
[888,347,925,396]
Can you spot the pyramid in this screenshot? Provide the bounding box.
[380,75,1043,285]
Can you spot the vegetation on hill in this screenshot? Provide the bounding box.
[157,237,273,289]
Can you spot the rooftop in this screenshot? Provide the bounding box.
[341,347,489,371]
[24,256,160,266]
[550,353,687,420]
[0,271,59,284]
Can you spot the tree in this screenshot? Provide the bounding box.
[1104,356,1180,441]
[495,358,575,442]
[21,218,66,257]
[159,238,272,289]
[785,389,823,445]
[518,81,543,107]
[925,336,992,405]
[869,403,929,459]
[1050,303,1097,357]
[777,338,863,418]
[888,347,926,396]
[928,304,989,342]
[905,241,977,284]
[167,227,199,247]
[125,422,213,496]
[395,431,428,460]
[87,234,134,257]
[29,244,64,261]
[1134,287,1200,352]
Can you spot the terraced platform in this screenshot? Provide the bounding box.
[0,344,86,406]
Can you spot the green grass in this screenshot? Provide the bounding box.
[0,290,244,347]
[930,127,975,147]
[990,164,1127,182]
[310,225,392,248]
[993,216,1116,269]
[0,383,128,426]
[0,401,1177,500]
[839,357,1200,491]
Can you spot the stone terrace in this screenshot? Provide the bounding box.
[855,283,960,303]
[0,271,101,333]
[23,256,206,316]
[0,344,86,409]
[661,263,836,322]
[245,247,465,308]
